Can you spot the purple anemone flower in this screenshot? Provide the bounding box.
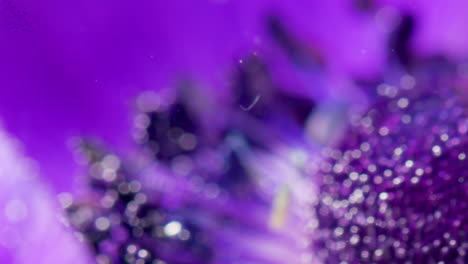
[1,1,468,263]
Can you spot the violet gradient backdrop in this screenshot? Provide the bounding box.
[0,0,467,193]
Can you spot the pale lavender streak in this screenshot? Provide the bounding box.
[0,127,92,264]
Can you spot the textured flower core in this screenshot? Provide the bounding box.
[313,65,468,263]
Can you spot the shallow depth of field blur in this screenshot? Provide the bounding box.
[1,1,468,263]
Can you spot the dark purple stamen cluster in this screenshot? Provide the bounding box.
[65,52,316,264]
[312,69,468,263]
[66,142,214,264]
